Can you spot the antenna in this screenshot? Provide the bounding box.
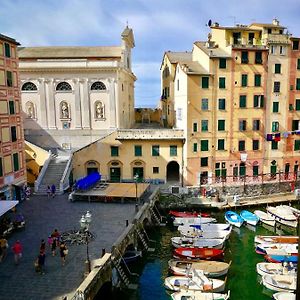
[228,16,237,26]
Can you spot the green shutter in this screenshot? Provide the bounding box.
[134,145,142,156]
[215,169,221,177]
[152,145,159,156]
[241,74,248,87]
[193,123,198,132]
[239,165,246,176]
[201,140,209,151]
[296,78,300,90]
[297,59,300,70]
[111,146,119,156]
[273,102,279,113]
[241,51,248,63]
[201,157,208,167]
[4,43,10,57]
[239,95,246,108]
[253,166,259,176]
[218,120,225,131]
[296,99,300,111]
[271,141,278,150]
[218,139,224,150]
[218,98,225,110]
[275,64,281,73]
[11,126,17,142]
[13,153,19,171]
[255,51,262,64]
[170,145,177,156]
[193,143,198,152]
[202,77,209,88]
[9,100,15,115]
[6,71,13,87]
[219,58,226,69]
[254,74,261,87]
[219,77,225,89]
[201,120,208,131]
[295,140,300,151]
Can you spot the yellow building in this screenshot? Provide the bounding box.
[72,129,184,185]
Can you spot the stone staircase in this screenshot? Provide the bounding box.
[36,156,70,195]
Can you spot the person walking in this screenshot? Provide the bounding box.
[12,240,23,265]
[51,184,56,198]
[37,251,45,274]
[47,185,51,198]
[59,242,68,266]
[0,236,8,262]
[40,239,46,254]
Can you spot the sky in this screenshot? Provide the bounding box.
[1,0,300,107]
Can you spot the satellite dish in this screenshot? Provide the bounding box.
[208,20,212,27]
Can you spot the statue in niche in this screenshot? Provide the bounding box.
[26,102,35,118]
[61,102,69,119]
[95,102,104,119]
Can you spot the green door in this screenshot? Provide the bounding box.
[133,167,144,181]
[110,167,121,182]
[270,165,277,175]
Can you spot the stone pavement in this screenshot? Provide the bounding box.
[0,194,136,300]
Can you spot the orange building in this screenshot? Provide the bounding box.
[0,34,26,200]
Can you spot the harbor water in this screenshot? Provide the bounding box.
[116,209,297,300]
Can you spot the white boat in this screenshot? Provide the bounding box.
[256,243,298,256]
[164,269,225,292]
[171,290,230,300]
[254,210,275,227]
[267,206,298,228]
[254,235,298,245]
[173,217,217,227]
[171,236,226,249]
[256,262,297,277]
[168,259,231,277]
[240,210,260,226]
[273,292,296,300]
[281,205,300,217]
[262,274,297,292]
[178,225,232,240]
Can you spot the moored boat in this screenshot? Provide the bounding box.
[171,236,226,249]
[178,225,232,240]
[169,210,210,218]
[255,243,298,256]
[173,217,217,227]
[254,235,298,245]
[225,211,244,228]
[256,262,297,277]
[122,250,142,263]
[173,247,224,260]
[240,210,260,226]
[273,292,296,300]
[171,290,230,300]
[264,254,298,264]
[168,259,231,277]
[262,274,297,292]
[254,210,275,227]
[266,206,298,228]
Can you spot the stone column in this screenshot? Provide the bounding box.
[37,78,48,128]
[72,78,82,129]
[45,79,57,129]
[80,78,90,129]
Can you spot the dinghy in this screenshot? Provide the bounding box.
[240,210,260,226]
[171,236,226,249]
[262,274,297,292]
[254,210,275,227]
[255,243,298,256]
[256,262,297,277]
[173,217,216,227]
[178,225,232,240]
[164,269,226,292]
[225,211,244,227]
[266,206,298,228]
[168,259,231,277]
[173,247,224,260]
[169,210,210,218]
[190,223,231,231]
[264,254,298,264]
[171,290,230,300]
[273,292,296,300]
[254,235,298,245]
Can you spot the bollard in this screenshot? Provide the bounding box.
[126,219,129,227]
[102,248,106,257]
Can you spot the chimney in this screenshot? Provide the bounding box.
[272,18,279,26]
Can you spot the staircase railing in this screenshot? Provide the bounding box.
[59,154,73,193]
[34,150,52,193]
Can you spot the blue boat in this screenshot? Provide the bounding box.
[240,210,260,226]
[265,254,298,264]
[225,211,244,228]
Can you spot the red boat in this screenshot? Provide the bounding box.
[173,247,224,261]
[169,210,210,218]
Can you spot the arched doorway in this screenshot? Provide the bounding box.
[108,161,122,182]
[85,160,99,175]
[167,161,180,182]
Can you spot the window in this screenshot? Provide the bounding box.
[10,126,17,142]
[218,139,225,150]
[272,121,279,132]
[111,146,119,156]
[253,119,260,131]
[274,81,280,93]
[177,79,179,91]
[273,102,279,113]
[270,45,276,54]
[271,141,278,150]
[201,98,208,110]
[239,95,247,108]
[0,158,2,177]
[219,58,226,69]
[9,100,15,115]
[238,140,245,151]
[91,81,106,90]
[13,153,19,172]
[193,143,198,152]
[134,145,142,156]
[21,82,37,91]
[241,51,248,63]
[255,51,262,64]
[248,32,254,44]
[201,140,209,151]
[275,64,281,74]
[254,95,264,108]
[193,122,198,132]
[279,46,286,55]
[292,120,300,131]
[241,74,248,87]
[253,140,259,150]
[296,78,300,90]
[4,43,10,57]
[201,120,208,132]
[296,99,300,111]
[201,157,208,167]
[170,145,177,156]
[239,120,247,131]
[202,77,209,88]
[297,59,300,70]
[218,98,226,110]
[219,77,226,89]
[253,165,259,176]
[254,74,261,87]
[293,41,299,50]
[6,71,12,87]
[295,140,300,151]
[152,145,159,156]
[268,28,272,34]
[56,82,72,91]
[240,163,246,176]
[177,108,182,120]
[153,167,159,174]
[218,120,225,131]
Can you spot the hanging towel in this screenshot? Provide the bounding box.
[266,134,273,141]
[274,133,281,142]
[283,132,290,138]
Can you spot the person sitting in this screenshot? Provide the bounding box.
[13,213,25,229]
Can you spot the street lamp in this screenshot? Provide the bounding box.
[80,211,92,275]
[134,174,139,209]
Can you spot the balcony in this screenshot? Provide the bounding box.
[265,34,290,45]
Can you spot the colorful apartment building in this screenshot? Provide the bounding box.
[161,19,300,186]
[0,34,26,199]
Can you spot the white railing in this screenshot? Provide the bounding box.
[34,150,52,193]
[59,154,73,192]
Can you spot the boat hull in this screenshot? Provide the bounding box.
[225,211,244,228]
[262,274,296,292]
[240,210,259,226]
[173,247,224,261]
